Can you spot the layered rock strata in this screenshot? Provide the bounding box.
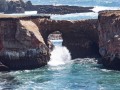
[98,10,120,69]
[0,15,50,71]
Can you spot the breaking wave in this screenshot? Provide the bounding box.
[48,46,71,66]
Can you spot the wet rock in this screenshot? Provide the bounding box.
[98,10,120,70]
[47,40,54,51]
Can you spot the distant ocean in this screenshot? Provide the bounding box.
[25,0,120,20]
[1,0,120,90]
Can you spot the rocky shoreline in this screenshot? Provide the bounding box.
[0,0,93,14]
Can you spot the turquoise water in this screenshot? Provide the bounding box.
[27,0,120,7]
[1,58,120,90]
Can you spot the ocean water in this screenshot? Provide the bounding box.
[1,0,120,90]
[1,41,120,90]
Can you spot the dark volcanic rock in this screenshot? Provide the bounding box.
[25,5,93,14]
[98,10,120,70]
[0,0,93,14]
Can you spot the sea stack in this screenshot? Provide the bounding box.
[98,10,120,70]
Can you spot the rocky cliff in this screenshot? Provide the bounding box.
[98,10,120,69]
[0,15,50,71]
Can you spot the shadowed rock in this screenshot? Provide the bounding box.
[0,15,50,71]
[98,10,120,70]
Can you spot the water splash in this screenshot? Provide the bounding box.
[48,46,71,66]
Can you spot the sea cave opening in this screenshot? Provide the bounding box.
[47,31,63,47]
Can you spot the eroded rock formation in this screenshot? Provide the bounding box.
[25,5,93,14]
[98,10,120,69]
[38,19,100,59]
[0,15,50,71]
[0,0,25,13]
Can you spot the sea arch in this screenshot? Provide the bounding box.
[38,19,100,59]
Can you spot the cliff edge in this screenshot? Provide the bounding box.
[0,14,50,71]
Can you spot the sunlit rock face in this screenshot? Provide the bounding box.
[0,15,50,71]
[98,10,120,69]
[38,19,100,59]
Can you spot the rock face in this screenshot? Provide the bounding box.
[38,19,100,59]
[0,15,50,71]
[25,5,93,14]
[98,10,120,69]
[0,14,100,71]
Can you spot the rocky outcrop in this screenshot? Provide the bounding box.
[38,19,100,59]
[0,15,50,71]
[0,0,93,14]
[25,5,93,14]
[98,10,120,69]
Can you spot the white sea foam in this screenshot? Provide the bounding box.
[25,11,37,14]
[48,46,71,66]
[92,6,120,13]
[51,12,98,20]
[50,40,63,42]
[6,11,37,16]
